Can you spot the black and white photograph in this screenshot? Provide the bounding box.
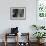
[10,7,26,20]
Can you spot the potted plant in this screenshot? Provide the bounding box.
[33,32,46,43]
[32,24,45,30]
[32,25,39,30]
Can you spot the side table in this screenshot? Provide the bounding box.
[4,33,18,46]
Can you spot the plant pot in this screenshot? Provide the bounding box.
[40,38,45,43]
[37,39,40,43]
[37,39,45,44]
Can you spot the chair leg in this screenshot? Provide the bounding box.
[4,41,7,46]
[4,33,7,46]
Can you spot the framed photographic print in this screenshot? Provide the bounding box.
[10,7,26,20]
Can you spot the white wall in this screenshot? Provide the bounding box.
[0,0,37,34]
[0,0,37,42]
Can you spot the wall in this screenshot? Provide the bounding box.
[0,0,36,42]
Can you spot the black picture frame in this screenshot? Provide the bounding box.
[10,7,26,20]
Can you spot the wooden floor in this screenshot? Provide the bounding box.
[0,42,46,46]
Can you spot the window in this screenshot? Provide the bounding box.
[37,0,46,18]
